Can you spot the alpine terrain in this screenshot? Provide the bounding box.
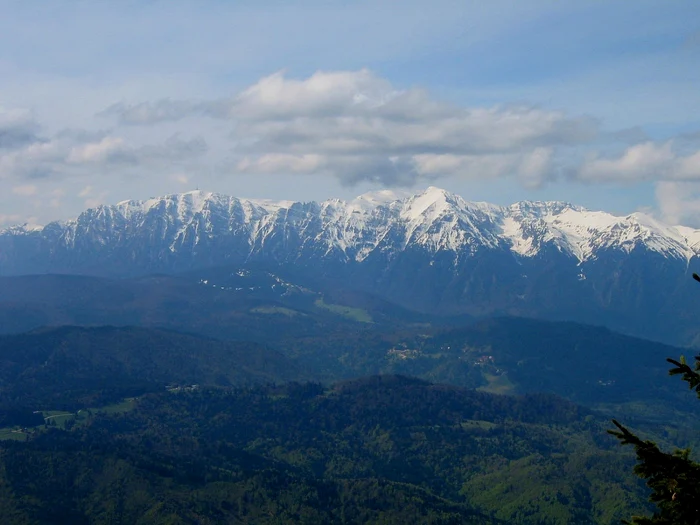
[2,187,699,344]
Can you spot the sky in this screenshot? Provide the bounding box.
[0,0,699,227]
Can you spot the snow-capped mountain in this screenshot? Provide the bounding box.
[2,186,700,343]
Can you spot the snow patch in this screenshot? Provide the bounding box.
[5,186,700,266]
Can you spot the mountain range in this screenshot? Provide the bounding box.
[0,186,695,523]
[2,187,700,344]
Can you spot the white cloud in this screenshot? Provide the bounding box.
[224,69,400,121]
[655,181,700,226]
[0,213,23,226]
[676,150,700,179]
[0,138,65,179]
[578,141,700,183]
[78,185,93,198]
[102,70,598,187]
[47,188,66,208]
[0,125,207,181]
[67,137,125,164]
[2,65,698,225]
[99,99,202,125]
[75,184,108,208]
[84,191,109,209]
[0,108,40,149]
[14,69,700,197]
[518,147,554,188]
[412,153,518,180]
[11,184,37,196]
[236,154,324,174]
[171,173,190,185]
[579,142,675,182]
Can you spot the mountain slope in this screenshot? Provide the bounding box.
[0,325,300,410]
[2,187,700,343]
[0,272,433,341]
[274,316,694,424]
[3,187,696,270]
[0,378,651,524]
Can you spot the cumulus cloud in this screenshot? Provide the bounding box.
[236,153,324,175]
[11,184,37,196]
[171,173,190,185]
[64,135,207,168]
[0,129,207,181]
[220,70,400,121]
[76,185,109,208]
[578,141,700,183]
[99,99,203,125]
[0,213,24,227]
[655,181,700,226]
[16,69,697,193]
[84,193,109,209]
[78,185,93,198]
[0,109,40,150]
[100,69,598,186]
[67,137,126,164]
[102,70,400,124]
[517,147,554,188]
[49,188,65,208]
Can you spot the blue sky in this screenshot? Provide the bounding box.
[0,0,699,226]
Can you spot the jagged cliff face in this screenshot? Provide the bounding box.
[2,187,700,342]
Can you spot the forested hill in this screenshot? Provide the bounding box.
[0,325,300,411]
[0,316,691,428]
[0,319,685,522]
[279,316,691,423]
[0,377,651,524]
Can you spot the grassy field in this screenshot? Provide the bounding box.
[43,412,76,429]
[314,298,373,323]
[0,398,139,439]
[460,420,499,431]
[0,428,29,441]
[250,306,304,317]
[96,398,137,414]
[478,372,516,395]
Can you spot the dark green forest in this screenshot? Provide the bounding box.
[0,302,694,522]
[0,377,652,524]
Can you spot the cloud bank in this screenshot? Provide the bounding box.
[6,70,698,192]
[99,70,700,193]
[100,69,602,187]
[2,69,700,225]
[579,142,700,183]
[0,115,207,182]
[0,109,41,150]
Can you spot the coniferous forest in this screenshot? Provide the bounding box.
[0,316,696,523]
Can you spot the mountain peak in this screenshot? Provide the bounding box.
[114,189,227,220]
[355,188,410,205]
[4,187,700,346]
[509,200,583,217]
[2,187,700,270]
[420,186,455,202]
[402,186,458,220]
[349,188,411,213]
